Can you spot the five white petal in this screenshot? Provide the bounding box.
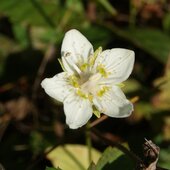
[93,86,133,118]
[41,29,135,129]
[64,93,92,129]
[94,49,135,84]
[41,72,73,102]
[61,29,94,74]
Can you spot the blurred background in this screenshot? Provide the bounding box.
[0,0,170,169]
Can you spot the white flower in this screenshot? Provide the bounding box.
[41,29,135,129]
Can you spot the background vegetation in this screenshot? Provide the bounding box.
[0,0,170,169]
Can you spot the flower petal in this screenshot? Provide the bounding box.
[41,72,73,102]
[95,48,135,84]
[93,86,133,117]
[64,93,92,129]
[61,29,94,73]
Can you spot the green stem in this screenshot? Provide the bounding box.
[86,122,92,164]
[98,0,117,16]
[129,0,137,28]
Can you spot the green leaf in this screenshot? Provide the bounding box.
[125,28,170,63]
[108,26,170,64]
[47,144,101,170]
[13,24,30,48]
[45,167,61,170]
[96,146,134,170]
[0,0,61,26]
[96,147,122,170]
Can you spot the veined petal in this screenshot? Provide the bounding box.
[61,29,94,73]
[93,86,133,117]
[41,72,73,102]
[64,93,93,129]
[94,48,134,84]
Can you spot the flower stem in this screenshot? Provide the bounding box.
[86,122,92,164]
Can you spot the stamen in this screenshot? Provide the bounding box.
[89,47,102,66]
[80,63,89,72]
[96,86,109,97]
[69,75,79,88]
[97,64,110,78]
[58,59,66,71]
[76,89,88,99]
[62,55,82,75]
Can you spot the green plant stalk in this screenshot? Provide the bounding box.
[97,0,117,16]
[129,0,137,28]
[86,122,92,164]
[56,8,72,33]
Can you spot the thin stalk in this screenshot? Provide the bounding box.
[97,0,117,16]
[86,122,92,164]
[129,0,137,28]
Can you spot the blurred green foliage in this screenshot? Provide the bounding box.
[95,146,134,170]
[0,0,170,169]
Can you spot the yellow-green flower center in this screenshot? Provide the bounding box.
[65,47,112,100]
